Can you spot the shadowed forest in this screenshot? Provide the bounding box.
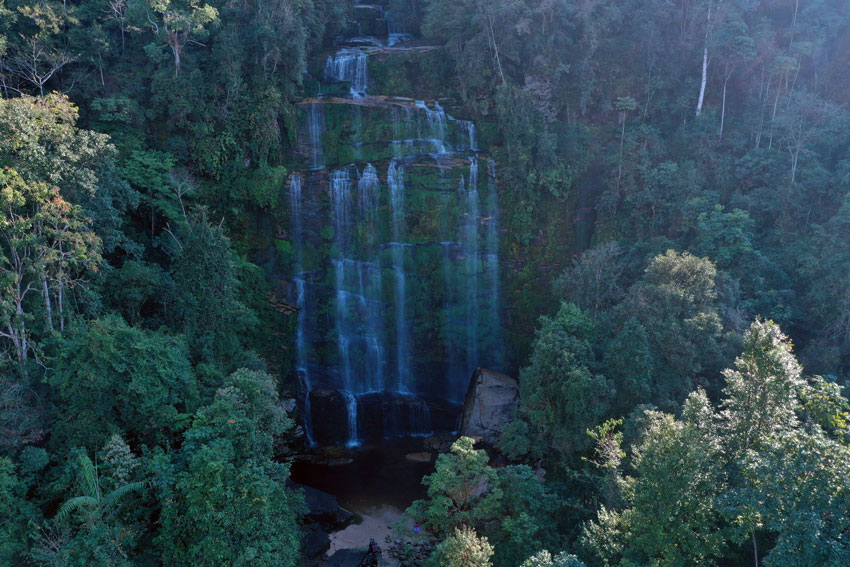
[1,0,849,566]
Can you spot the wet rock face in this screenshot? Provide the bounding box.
[308,390,434,446]
[354,4,389,37]
[309,389,351,446]
[356,391,432,443]
[458,368,519,446]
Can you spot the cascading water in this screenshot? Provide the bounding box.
[415,100,448,154]
[324,48,369,96]
[307,104,325,170]
[289,174,315,446]
[329,169,357,445]
[286,20,503,446]
[388,160,412,392]
[294,278,314,445]
[461,158,481,383]
[329,165,389,445]
[458,120,477,151]
[342,391,358,448]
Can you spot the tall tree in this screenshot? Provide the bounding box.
[159,369,303,567]
[0,94,138,255]
[0,167,100,377]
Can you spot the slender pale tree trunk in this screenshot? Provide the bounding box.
[790,114,803,183]
[768,81,781,150]
[58,280,65,332]
[42,277,54,332]
[756,72,771,148]
[484,12,507,87]
[617,112,627,192]
[720,64,732,141]
[696,0,713,117]
[752,530,759,567]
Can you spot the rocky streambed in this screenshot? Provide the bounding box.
[292,437,443,567]
[290,367,520,566]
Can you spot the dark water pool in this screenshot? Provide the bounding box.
[290,437,436,511]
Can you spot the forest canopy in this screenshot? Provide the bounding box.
[1,0,849,566]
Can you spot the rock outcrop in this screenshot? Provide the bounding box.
[458,368,519,446]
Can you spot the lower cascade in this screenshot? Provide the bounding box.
[285,30,504,447]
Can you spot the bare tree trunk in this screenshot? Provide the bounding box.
[617,113,627,192]
[719,82,726,139]
[696,45,709,116]
[169,32,181,76]
[696,0,713,117]
[42,277,54,332]
[768,80,781,150]
[790,114,803,183]
[756,72,770,148]
[788,0,799,53]
[58,280,65,332]
[752,530,759,567]
[485,13,507,87]
[720,62,734,141]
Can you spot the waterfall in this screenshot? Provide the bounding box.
[359,162,380,215]
[342,391,359,447]
[415,100,448,154]
[290,174,305,272]
[294,278,314,446]
[393,392,432,437]
[387,33,413,46]
[462,158,481,382]
[387,103,481,157]
[289,174,315,446]
[330,169,354,401]
[325,48,369,96]
[392,108,415,159]
[331,181,356,447]
[329,165,387,446]
[457,120,477,151]
[289,24,507,445]
[307,103,325,170]
[388,160,412,392]
[355,164,385,393]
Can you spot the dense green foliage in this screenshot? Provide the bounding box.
[408,436,558,566]
[578,320,850,567]
[2,0,849,566]
[0,82,307,566]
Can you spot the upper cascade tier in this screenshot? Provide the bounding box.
[297,97,479,170]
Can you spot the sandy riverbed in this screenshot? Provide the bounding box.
[328,505,413,554]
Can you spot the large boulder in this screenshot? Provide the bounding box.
[289,482,354,529]
[325,548,370,567]
[458,368,519,446]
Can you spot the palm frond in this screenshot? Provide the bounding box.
[102,481,146,509]
[78,454,100,500]
[56,496,97,523]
